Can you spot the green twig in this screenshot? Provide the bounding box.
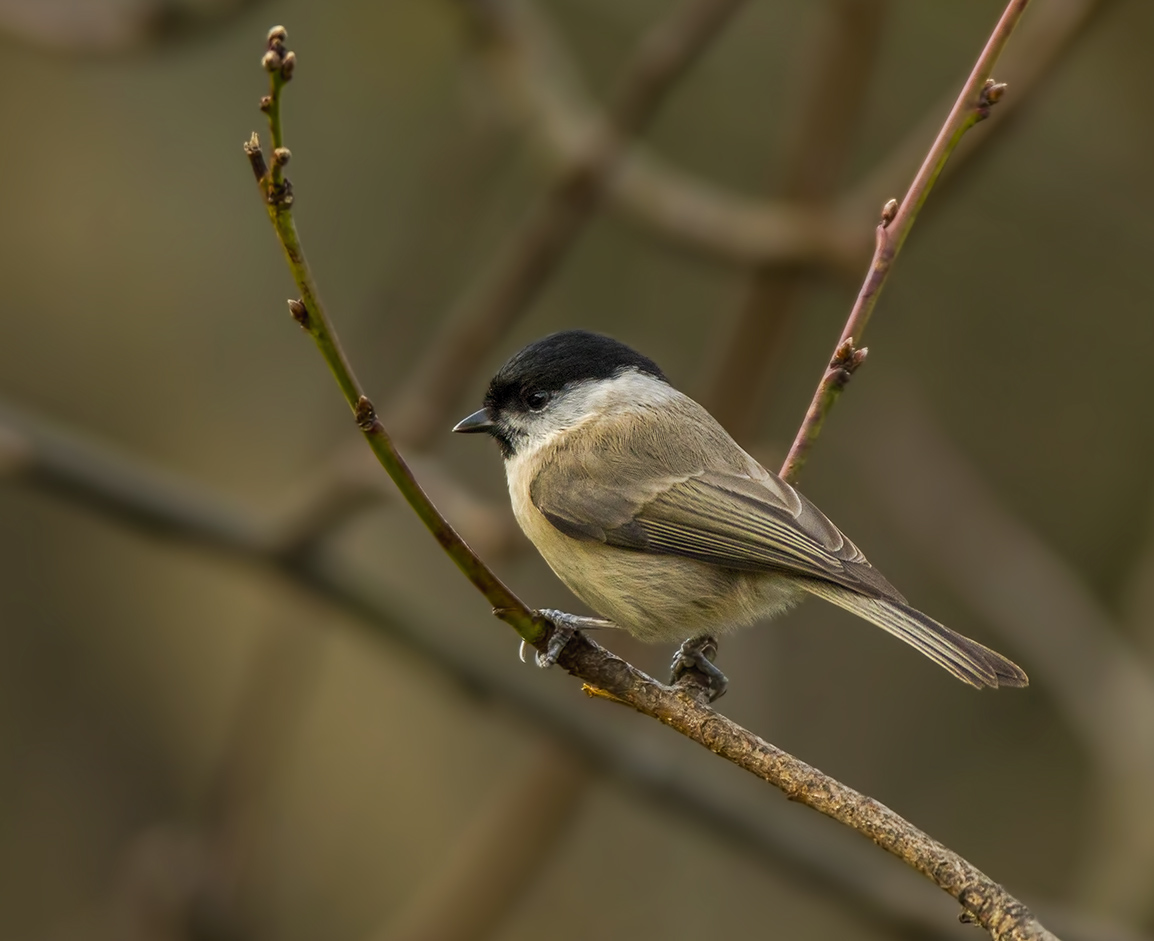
[779,0,1029,485]
[244,27,544,649]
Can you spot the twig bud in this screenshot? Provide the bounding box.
[272,147,291,166]
[355,396,377,430]
[267,25,287,45]
[830,339,867,378]
[827,339,867,391]
[243,132,268,182]
[831,338,856,370]
[287,298,309,328]
[267,179,294,208]
[259,95,273,113]
[976,78,1008,121]
[280,51,296,82]
[261,49,283,72]
[983,79,1007,105]
[880,198,898,227]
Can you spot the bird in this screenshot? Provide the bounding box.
[453,329,1027,699]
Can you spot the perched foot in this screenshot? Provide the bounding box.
[670,635,728,702]
[521,609,616,669]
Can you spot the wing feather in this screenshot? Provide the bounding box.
[530,422,903,602]
[798,580,1028,688]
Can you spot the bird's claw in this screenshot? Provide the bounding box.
[520,609,616,668]
[524,609,578,669]
[518,628,572,668]
[537,622,575,668]
[670,635,728,702]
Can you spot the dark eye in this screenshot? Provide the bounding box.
[524,390,550,411]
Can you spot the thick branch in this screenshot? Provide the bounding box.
[555,633,1056,941]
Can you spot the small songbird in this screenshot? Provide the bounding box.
[454,330,1027,698]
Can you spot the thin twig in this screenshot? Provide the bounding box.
[386,0,750,449]
[273,444,523,564]
[706,0,886,439]
[246,27,541,647]
[241,26,1056,940]
[779,0,1030,483]
[837,0,1112,230]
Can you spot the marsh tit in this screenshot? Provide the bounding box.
[454,330,1027,698]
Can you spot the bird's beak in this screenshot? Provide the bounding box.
[452,407,497,434]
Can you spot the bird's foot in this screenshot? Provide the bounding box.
[521,609,616,669]
[670,635,728,702]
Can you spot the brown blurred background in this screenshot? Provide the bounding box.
[1,0,1152,938]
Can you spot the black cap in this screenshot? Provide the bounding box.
[483,330,667,413]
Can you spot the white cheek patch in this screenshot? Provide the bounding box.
[505,369,678,466]
[546,371,679,433]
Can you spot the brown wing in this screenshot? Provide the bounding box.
[529,403,904,602]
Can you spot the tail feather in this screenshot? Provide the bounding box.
[799,581,1028,689]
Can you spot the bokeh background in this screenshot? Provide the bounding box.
[1,0,1152,938]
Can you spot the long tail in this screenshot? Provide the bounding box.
[798,581,1028,689]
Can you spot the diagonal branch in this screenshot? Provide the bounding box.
[555,632,1057,941]
[246,28,538,646]
[239,23,1057,941]
[705,0,887,440]
[463,0,858,273]
[837,0,1113,230]
[386,0,750,449]
[779,0,1031,484]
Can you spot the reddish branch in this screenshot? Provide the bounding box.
[779,0,1031,483]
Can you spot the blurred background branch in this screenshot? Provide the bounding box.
[463,0,1111,277]
[0,0,259,52]
[857,390,1154,925]
[704,0,886,440]
[387,0,750,449]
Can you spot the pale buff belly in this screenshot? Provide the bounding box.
[513,495,805,644]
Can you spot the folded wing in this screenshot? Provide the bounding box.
[531,437,1027,688]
